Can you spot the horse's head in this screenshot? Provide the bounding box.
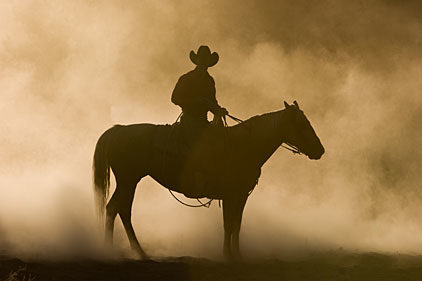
[281,101,325,160]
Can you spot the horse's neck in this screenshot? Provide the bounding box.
[234,110,288,167]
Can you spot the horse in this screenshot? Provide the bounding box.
[92,101,324,260]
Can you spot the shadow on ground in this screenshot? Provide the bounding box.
[2,251,422,281]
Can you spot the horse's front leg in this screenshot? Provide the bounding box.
[222,194,248,260]
[231,194,248,260]
[222,199,233,259]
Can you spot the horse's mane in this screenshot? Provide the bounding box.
[228,109,285,136]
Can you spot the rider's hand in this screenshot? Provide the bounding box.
[217,107,229,116]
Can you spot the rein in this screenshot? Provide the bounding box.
[281,143,302,154]
[227,114,243,123]
[222,114,243,127]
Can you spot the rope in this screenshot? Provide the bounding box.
[168,189,213,208]
[197,198,212,208]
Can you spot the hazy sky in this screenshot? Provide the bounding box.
[0,0,421,258]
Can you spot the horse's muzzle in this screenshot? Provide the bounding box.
[308,146,325,160]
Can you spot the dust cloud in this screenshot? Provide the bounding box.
[0,0,421,259]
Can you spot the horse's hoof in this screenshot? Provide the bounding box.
[232,254,243,263]
[134,249,151,261]
[140,254,151,261]
[223,251,233,262]
[224,251,242,263]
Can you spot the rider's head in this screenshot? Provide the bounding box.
[190,45,219,70]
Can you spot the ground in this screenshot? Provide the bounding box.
[2,251,422,281]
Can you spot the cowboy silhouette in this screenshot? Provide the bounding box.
[172,45,228,127]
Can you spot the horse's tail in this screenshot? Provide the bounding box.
[92,125,120,222]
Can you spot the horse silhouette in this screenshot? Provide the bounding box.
[93,101,324,260]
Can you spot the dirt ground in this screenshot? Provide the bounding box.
[2,251,422,281]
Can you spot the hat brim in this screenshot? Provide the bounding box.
[190,50,219,67]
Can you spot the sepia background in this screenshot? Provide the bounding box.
[0,0,421,259]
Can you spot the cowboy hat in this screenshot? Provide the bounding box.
[189,45,219,67]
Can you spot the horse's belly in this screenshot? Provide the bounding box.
[149,157,226,199]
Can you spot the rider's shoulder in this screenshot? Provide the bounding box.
[179,69,213,83]
[179,70,196,79]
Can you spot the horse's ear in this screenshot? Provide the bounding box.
[293,100,300,109]
[283,101,289,108]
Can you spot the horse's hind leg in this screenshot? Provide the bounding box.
[105,190,120,247]
[118,181,148,259]
[105,179,148,259]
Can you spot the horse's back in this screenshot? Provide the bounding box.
[106,123,169,178]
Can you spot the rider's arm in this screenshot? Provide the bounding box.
[171,76,186,106]
[207,77,223,114]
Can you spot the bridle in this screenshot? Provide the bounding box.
[281,142,302,155]
[271,110,304,155]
